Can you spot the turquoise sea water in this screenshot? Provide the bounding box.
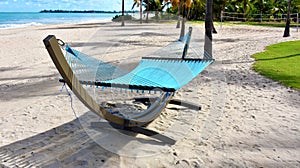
[0,12,120,29]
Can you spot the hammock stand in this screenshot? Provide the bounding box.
[43,27,214,128]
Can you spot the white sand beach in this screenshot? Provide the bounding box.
[0,21,299,167]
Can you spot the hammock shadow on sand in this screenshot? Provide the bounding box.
[0,66,27,72]
[0,74,57,82]
[255,53,300,61]
[0,77,60,102]
[39,22,108,30]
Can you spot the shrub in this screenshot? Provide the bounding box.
[112,14,133,22]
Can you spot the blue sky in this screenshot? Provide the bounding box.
[0,0,135,12]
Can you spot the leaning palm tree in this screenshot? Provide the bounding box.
[283,0,292,37]
[121,0,125,26]
[204,0,213,59]
[179,0,187,39]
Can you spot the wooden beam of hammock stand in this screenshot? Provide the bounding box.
[134,97,201,111]
[43,35,173,127]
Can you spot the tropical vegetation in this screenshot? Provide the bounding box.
[112,14,134,21]
[131,0,300,22]
[129,0,299,37]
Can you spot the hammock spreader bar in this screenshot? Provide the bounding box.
[82,80,176,92]
[60,77,176,92]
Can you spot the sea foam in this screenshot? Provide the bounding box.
[0,22,43,29]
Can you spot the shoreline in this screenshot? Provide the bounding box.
[0,12,118,29]
[0,19,114,30]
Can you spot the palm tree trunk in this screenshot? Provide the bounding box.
[140,0,143,24]
[204,0,213,59]
[176,1,181,28]
[167,2,170,20]
[283,0,292,37]
[260,9,263,22]
[146,0,149,23]
[243,0,247,22]
[146,12,149,23]
[179,0,186,39]
[121,0,125,26]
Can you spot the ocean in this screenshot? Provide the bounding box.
[0,12,121,29]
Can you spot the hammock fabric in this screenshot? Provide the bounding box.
[65,46,214,93]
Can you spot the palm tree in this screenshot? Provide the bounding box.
[253,0,265,22]
[121,0,125,26]
[271,0,287,15]
[242,0,249,21]
[204,0,213,59]
[178,0,193,38]
[133,0,168,23]
[146,0,150,23]
[132,0,143,23]
[189,0,205,20]
[164,0,170,19]
[170,0,181,28]
[283,0,292,37]
[153,0,163,22]
[179,0,187,38]
[140,0,143,23]
[234,0,252,21]
[213,0,227,19]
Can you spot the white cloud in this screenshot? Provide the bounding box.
[0,1,9,5]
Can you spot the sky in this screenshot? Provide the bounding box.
[0,0,135,12]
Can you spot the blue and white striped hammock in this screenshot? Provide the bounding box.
[65,45,214,93]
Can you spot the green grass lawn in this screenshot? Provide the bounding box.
[253,40,300,90]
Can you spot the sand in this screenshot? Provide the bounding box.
[0,21,299,167]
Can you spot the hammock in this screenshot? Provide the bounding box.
[43,27,214,127]
[65,45,213,93]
